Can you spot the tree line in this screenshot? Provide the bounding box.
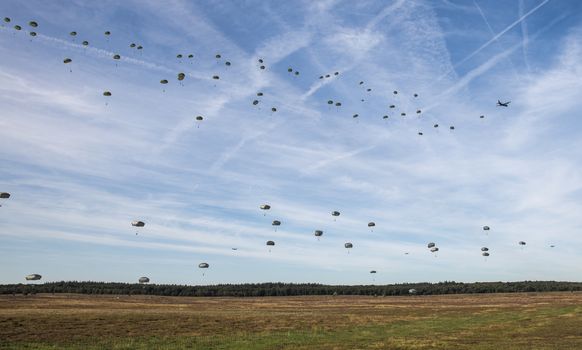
[1,281,581,297]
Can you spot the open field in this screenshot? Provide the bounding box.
[1,292,582,349]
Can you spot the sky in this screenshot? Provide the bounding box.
[1,0,582,285]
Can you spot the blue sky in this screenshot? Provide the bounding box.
[1,0,582,285]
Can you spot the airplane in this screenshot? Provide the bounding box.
[497,100,511,107]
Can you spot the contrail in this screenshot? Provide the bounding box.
[442,0,549,77]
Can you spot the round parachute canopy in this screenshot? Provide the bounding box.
[325,74,330,78]
[328,100,333,105]
[427,242,435,248]
[195,116,203,121]
[14,25,21,30]
[334,72,339,75]
[314,230,323,237]
[367,88,371,92]
[257,92,263,96]
[353,114,359,118]
[271,107,277,112]
[103,91,112,97]
[335,102,342,107]
[63,58,72,64]
[519,241,526,246]
[130,43,136,48]
[253,100,259,105]
[393,90,398,94]
[389,105,395,108]
[176,54,182,58]
[3,17,10,23]
[177,72,186,81]
[416,110,422,114]
[370,270,377,274]
[409,288,417,294]
[295,71,299,75]
[368,222,376,227]
[260,204,271,210]
[215,54,221,59]
[480,115,485,119]
[319,76,324,79]
[482,252,490,257]
[82,40,89,46]
[344,242,353,249]
[418,132,423,136]
[199,263,209,268]
[401,113,406,116]
[131,221,145,227]
[137,45,143,50]
[383,115,389,119]
[188,54,194,58]
[0,192,10,199]
[25,274,41,281]
[29,32,37,36]
[225,61,231,66]
[104,31,111,36]
[481,247,489,252]
[260,65,266,70]
[113,54,121,60]
[258,58,264,63]
[430,247,439,252]
[483,226,490,231]
[212,75,220,80]
[359,81,364,85]
[160,79,168,84]
[414,93,418,97]
[272,220,281,226]
[434,124,439,128]
[138,277,150,284]
[331,211,340,217]
[266,240,275,246]
[28,21,38,28]
[70,31,77,36]
[287,68,293,72]
[450,126,455,130]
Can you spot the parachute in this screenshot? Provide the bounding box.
[260,65,266,70]
[344,242,353,253]
[188,54,194,58]
[408,289,417,295]
[401,113,406,116]
[481,247,489,252]
[195,116,204,121]
[334,72,339,75]
[130,43,136,48]
[177,73,186,81]
[271,107,277,113]
[266,240,275,246]
[70,31,77,36]
[103,91,112,97]
[212,75,220,80]
[258,59,264,63]
[430,247,439,253]
[383,115,389,119]
[482,252,490,257]
[450,126,455,130]
[331,211,340,217]
[370,270,377,274]
[335,102,341,107]
[418,132,423,136]
[25,274,41,281]
[257,92,264,96]
[416,110,421,114]
[131,220,145,235]
[253,100,259,105]
[14,25,21,30]
[272,220,281,226]
[113,54,121,60]
[434,124,439,128]
[0,193,10,199]
[82,41,89,46]
[393,91,398,95]
[314,230,323,237]
[104,31,111,36]
[138,277,150,284]
[519,241,526,246]
[359,81,364,85]
[29,32,36,37]
[176,54,183,58]
[287,68,293,72]
[368,222,375,228]
[328,100,333,105]
[353,114,359,118]
[427,242,435,249]
[260,204,271,210]
[319,76,324,79]
[28,21,38,28]
[480,115,485,119]
[414,93,418,97]
[225,61,231,66]
[483,226,490,231]
[366,88,371,92]
[215,54,221,59]
[137,46,143,50]
[3,17,10,23]
[160,79,168,84]
[325,74,330,78]
[198,263,209,268]
[389,105,395,108]
[63,58,72,64]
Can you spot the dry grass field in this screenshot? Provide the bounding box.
[1,292,582,349]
